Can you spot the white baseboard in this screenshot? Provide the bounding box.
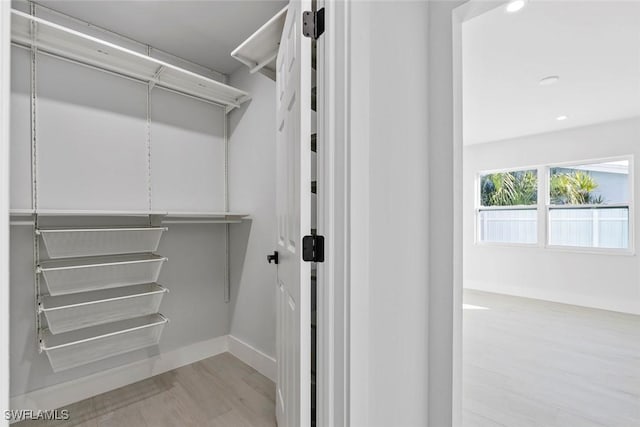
[227,335,276,382]
[10,335,228,413]
[9,334,277,415]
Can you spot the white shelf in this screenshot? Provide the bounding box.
[161,212,250,224]
[9,209,250,223]
[16,209,152,217]
[11,9,250,112]
[231,6,287,81]
[38,227,167,259]
[40,283,168,334]
[40,313,168,372]
[9,209,34,217]
[38,254,167,296]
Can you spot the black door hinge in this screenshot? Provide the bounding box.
[302,235,324,262]
[303,8,325,40]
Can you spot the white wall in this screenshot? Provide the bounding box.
[342,1,468,425]
[150,88,226,212]
[36,54,149,211]
[228,67,277,359]
[368,2,431,426]
[464,117,640,315]
[346,1,440,425]
[429,2,468,426]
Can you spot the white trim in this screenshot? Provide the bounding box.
[317,1,349,425]
[227,335,277,382]
[477,205,538,211]
[9,334,276,415]
[0,1,10,425]
[345,1,370,426]
[10,335,228,412]
[452,2,509,426]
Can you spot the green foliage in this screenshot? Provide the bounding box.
[550,170,603,205]
[481,169,604,207]
[481,171,537,206]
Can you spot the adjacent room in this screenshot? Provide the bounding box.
[462,1,640,426]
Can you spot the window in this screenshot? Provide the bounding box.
[477,169,538,244]
[548,160,630,250]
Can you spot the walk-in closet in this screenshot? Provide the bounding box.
[5,0,320,425]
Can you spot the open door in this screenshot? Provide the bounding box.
[274,0,312,426]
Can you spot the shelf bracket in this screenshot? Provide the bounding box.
[148,65,166,90]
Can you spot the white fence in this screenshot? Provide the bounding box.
[478,208,537,244]
[478,207,629,249]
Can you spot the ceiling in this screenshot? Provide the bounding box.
[463,1,640,145]
[30,0,287,75]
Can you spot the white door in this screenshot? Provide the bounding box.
[275,1,312,426]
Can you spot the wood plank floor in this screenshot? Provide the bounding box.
[463,290,640,427]
[16,353,276,427]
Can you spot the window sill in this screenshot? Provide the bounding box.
[475,242,635,256]
[544,245,635,257]
[475,242,538,249]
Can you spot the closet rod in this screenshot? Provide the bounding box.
[35,227,168,235]
[162,220,242,224]
[10,220,35,226]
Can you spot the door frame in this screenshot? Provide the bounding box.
[316,0,347,425]
[1,1,11,424]
[451,1,514,426]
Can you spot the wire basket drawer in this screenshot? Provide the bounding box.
[40,314,168,372]
[38,227,167,259]
[40,284,168,334]
[38,254,167,296]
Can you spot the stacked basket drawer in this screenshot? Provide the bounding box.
[36,227,169,372]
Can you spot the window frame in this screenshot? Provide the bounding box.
[544,156,634,255]
[475,156,634,255]
[475,166,540,247]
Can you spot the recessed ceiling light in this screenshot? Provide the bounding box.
[506,0,527,13]
[539,75,560,86]
[556,115,568,121]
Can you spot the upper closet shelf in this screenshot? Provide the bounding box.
[231,6,287,81]
[159,212,250,224]
[10,210,250,223]
[11,9,250,112]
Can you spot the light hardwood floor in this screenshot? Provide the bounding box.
[17,352,276,427]
[463,289,640,427]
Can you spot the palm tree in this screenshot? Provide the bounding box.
[550,170,603,205]
[481,169,603,207]
[481,171,537,206]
